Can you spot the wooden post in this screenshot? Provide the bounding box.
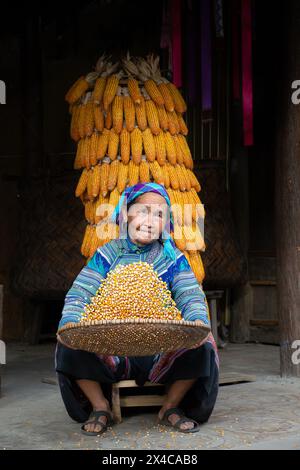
[275,0,300,377]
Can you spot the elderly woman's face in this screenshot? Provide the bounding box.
[127,192,169,245]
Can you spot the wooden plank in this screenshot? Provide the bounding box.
[113,380,163,389]
[219,372,256,385]
[250,319,279,327]
[120,395,165,407]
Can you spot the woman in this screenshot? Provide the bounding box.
[55,182,219,436]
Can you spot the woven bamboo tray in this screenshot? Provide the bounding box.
[58,318,211,356]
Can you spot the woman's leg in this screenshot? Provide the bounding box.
[158,379,198,430]
[76,379,112,433]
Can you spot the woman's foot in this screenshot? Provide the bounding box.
[82,400,113,434]
[158,405,197,431]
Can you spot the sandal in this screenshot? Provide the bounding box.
[158,407,201,434]
[81,410,114,436]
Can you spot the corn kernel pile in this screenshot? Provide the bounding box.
[80,261,182,322]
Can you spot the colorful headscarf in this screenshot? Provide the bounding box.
[110,183,177,262]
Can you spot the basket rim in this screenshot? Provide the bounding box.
[58,318,211,334]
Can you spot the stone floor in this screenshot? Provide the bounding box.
[1,341,300,450]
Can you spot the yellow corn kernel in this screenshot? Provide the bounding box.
[175,165,187,192]
[78,104,87,139]
[173,135,184,165]
[167,163,180,190]
[130,128,143,164]
[87,168,95,200]
[120,128,130,164]
[145,100,160,135]
[142,128,156,162]
[181,165,192,191]
[162,164,170,189]
[70,105,80,142]
[167,110,180,135]
[105,103,112,129]
[177,135,193,169]
[84,136,91,170]
[89,132,98,167]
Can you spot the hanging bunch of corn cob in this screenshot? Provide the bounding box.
[65,53,206,283]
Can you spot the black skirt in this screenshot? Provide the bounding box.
[55,341,219,424]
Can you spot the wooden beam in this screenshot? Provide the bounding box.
[275,0,300,377]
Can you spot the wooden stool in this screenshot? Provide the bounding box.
[111,380,166,423]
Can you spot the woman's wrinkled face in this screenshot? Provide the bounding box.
[127,192,169,245]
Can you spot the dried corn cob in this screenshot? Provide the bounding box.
[182,191,193,225]
[142,128,156,162]
[87,169,95,200]
[107,129,119,160]
[89,225,100,258]
[123,92,136,132]
[139,160,150,183]
[112,92,124,134]
[109,187,120,208]
[135,96,148,131]
[173,225,186,251]
[96,128,109,160]
[94,103,104,132]
[181,165,192,191]
[163,164,170,188]
[164,131,177,165]
[188,252,205,283]
[144,79,164,106]
[178,135,193,169]
[89,132,98,167]
[84,136,91,169]
[81,224,93,257]
[167,110,180,135]
[167,82,187,113]
[131,128,143,164]
[145,99,160,135]
[176,112,188,135]
[120,128,131,163]
[149,161,164,185]
[153,132,166,165]
[190,188,205,218]
[78,104,87,139]
[103,73,121,111]
[84,99,95,137]
[156,104,169,131]
[175,165,187,192]
[157,82,175,112]
[74,139,84,169]
[95,195,110,223]
[105,104,112,129]
[92,164,101,198]
[173,135,184,165]
[75,168,88,197]
[128,78,142,104]
[65,75,85,103]
[128,160,139,186]
[108,159,119,191]
[187,169,201,192]
[100,161,110,196]
[66,77,90,105]
[70,105,80,141]
[92,76,107,104]
[117,162,129,193]
[167,163,180,190]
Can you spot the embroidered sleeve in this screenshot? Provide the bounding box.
[58,250,111,329]
[169,254,210,325]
